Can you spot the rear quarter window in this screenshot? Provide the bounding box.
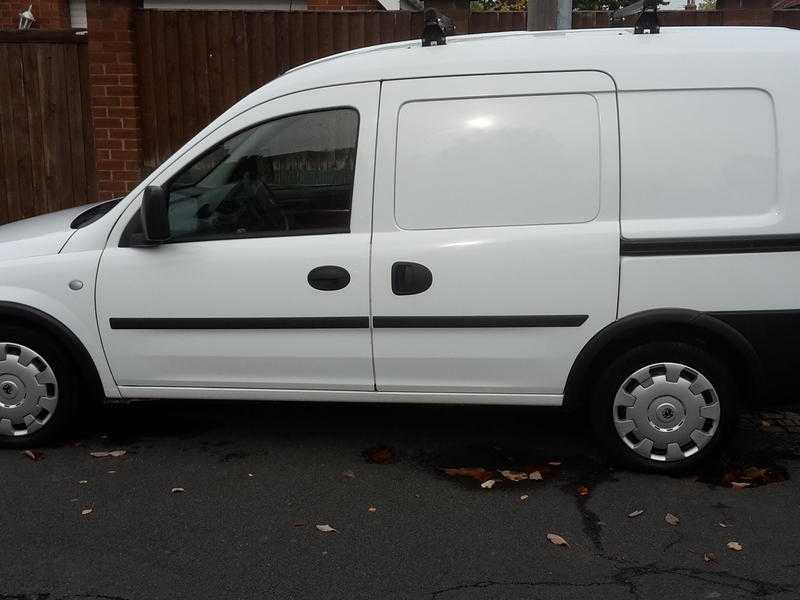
[393,93,601,230]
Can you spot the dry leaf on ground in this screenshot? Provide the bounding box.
[341,470,356,479]
[22,450,45,461]
[443,467,494,482]
[171,487,185,494]
[79,480,88,485]
[520,495,529,501]
[81,508,93,516]
[546,533,570,547]
[500,470,528,482]
[480,479,497,489]
[368,507,377,513]
[727,541,743,551]
[704,552,717,563]
[529,471,543,481]
[316,524,337,533]
[730,481,751,490]
[577,485,590,497]
[363,446,395,465]
[628,509,644,518]
[665,513,680,526]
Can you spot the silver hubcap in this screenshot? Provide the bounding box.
[612,362,721,462]
[0,342,59,437]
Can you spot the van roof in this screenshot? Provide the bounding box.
[252,26,800,99]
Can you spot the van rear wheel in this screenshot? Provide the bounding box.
[0,326,76,448]
[590,341,736,472]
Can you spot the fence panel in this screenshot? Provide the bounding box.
[0,31,95,225]
[136,9,425,170]
[137,8,800,171]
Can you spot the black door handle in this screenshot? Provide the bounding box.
[392,262,433,296]
[308,266,351,291]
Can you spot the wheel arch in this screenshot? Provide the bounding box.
[563,308,763,413]
[0,301,105,404]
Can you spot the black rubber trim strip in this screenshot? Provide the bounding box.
[109,317,370,330]
[372,315,588,328]
[621,234,800,256]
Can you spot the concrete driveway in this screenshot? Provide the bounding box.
[2,401,799,600]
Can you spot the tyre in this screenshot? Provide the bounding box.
[590,341,737,473]
[0,325,77,448]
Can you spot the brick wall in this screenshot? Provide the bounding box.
[0,0,69,29]
[306,0,384,11]
[86,0,142,199]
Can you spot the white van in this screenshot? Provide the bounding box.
[0,26,798,471]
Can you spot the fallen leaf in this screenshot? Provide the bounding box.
[341,470,356,479]
[718,522,729,528]
[529,471,543,481]
[316,524,337,533]
[727,541,743,551]
[443,467,494,482]
[704,552,718,563]
[628,509,644,518]
[730,481,751,490]
[665,513,680,526]
[480,479,497,489]
[577,485,590,497]
[367,506,377,513]
[520,495,529,501]
[171,487,185,494]
[22,450,45,461]
[248,473,255,478]
[81,508,93,516]
[79,480,88,485]
[363,446,395,465]
[500,470,528,482]
[546,533,570,547]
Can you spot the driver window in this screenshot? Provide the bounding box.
[162,108,359,242]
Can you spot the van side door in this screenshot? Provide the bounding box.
[96,83,379,395]
[370,73,620,399]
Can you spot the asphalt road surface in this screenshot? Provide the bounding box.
[3,401,800,600]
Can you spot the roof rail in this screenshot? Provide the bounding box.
[611,0,668,34]
[421,9,455,46]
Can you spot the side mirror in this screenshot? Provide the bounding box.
[141,185,171,243]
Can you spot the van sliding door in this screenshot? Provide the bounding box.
[370,72,620,400]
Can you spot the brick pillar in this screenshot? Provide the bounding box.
[86,0,143,199]
[0,1,69,30]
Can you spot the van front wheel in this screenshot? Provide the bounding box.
[0,326,76,448]
[590,341,737,472]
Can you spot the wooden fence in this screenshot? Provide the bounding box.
[137,8,800,172]
[0,30,96,225]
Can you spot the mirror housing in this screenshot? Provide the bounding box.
[141,185,171,243]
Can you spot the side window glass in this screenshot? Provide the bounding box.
[145,108,358,243]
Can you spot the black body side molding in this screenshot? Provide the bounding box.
[372,315,588,328]
[110,317,370,330]
[621,234,800,256]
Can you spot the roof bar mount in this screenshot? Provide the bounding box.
[611,0,669,34]
[421,9,455,46]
